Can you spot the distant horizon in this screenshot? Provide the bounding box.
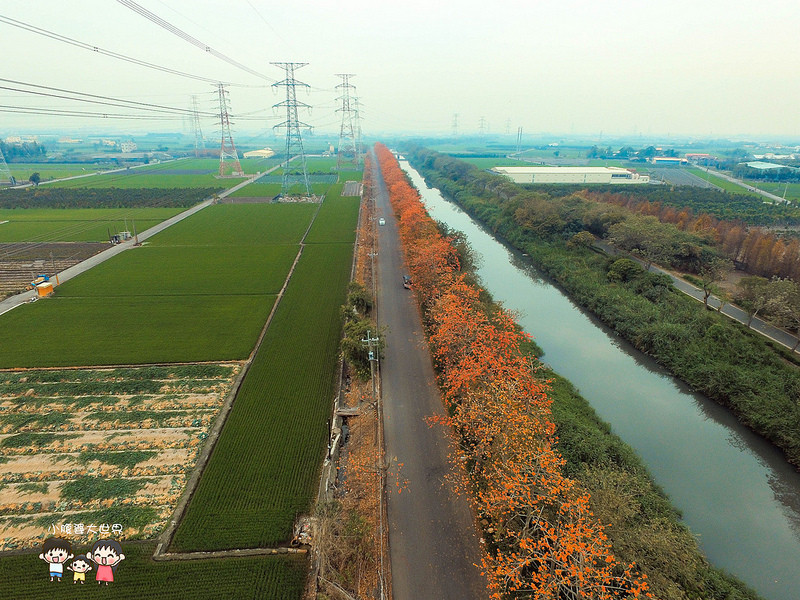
[1,1,798,141]
[3,128,800,150]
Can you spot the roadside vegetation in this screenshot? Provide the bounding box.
[378,143,760,599]
[408,146,800,468]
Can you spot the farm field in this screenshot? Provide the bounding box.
[0,295,274,367]
[171,240,356,551]
[745,179,800,203]
[8,163,115,183]
[687,167,763,197]
[304,184,360,244]
[0,542,306,599]
[0,363,241,551]
[54,245,298,297]
[0,208,183,243]
[0,203,317,367]
[39,158,281,190]
[0,176,357,599]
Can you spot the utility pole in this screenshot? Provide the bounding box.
[335,73,359,170]
[361,330,380,401]
[191,94,205,158]
[272,62,312,197]
[216,83,243,177]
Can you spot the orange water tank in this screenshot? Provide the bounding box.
[36,282,54,297]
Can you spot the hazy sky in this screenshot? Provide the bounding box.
[1,0,799,139]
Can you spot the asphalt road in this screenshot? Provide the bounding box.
[371,153,487,599]
[597,240,800,351]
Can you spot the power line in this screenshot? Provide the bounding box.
[0,106,183,120]
[116,0,274,83]
[0,77,218,117]
[0,14,258,88]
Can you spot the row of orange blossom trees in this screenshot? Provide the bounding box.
[375,144,651,599]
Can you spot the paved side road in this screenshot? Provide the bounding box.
[371,152,487,600]
[597,241,800,352]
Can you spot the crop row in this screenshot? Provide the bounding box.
[303,185,360,244]
[148,203,315,247]
[55,245,298,298]
[1,364,237,385]
[0,187,215,209]
[0,294,274,367]
[171,242,356,551]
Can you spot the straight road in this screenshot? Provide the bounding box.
[371,152,487,599]
[597,240,800,351]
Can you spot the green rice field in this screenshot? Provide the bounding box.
[304,185,360,244]
[0,543,306,600]
[0,203,320,367]
[9,163,114,182]
[0,208,183,243]
[0,294,275,367]
[171,241,355,551]
[148,203,315,246]
[745,180,800,203]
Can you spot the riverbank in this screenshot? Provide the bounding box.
[381,145,760,599]
[408,147,800,470]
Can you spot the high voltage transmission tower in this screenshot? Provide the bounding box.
[353,97,363,164]
[478,116,487,136]
[452,113,459,137]
[335,73,359,170]
[191,95,205,158]
[216,83,243,177]
[0,145,13,187]
[272,62,312,197]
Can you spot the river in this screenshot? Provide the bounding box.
[400,160,800,600]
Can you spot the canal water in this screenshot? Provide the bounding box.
[400,161,800,600]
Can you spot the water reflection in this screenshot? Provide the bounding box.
[402,161,800,600]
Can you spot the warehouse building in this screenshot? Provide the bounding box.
[492,166,650,185]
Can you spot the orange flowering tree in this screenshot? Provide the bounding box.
[375,143,651,599]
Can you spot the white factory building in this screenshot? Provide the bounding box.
[492,166,650,185]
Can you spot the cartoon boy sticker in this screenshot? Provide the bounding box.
[67,554,92,584]
[86,539,125,585]
[39,537,74,582]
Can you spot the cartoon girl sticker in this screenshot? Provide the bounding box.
[67,554,92,584]
[86,539,125,585]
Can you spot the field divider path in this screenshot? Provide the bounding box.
[152,196,325,561]
[0,163,278,317]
